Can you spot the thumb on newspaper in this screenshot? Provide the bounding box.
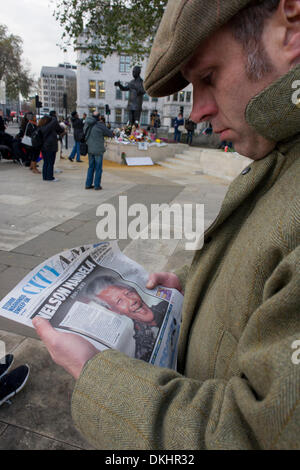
[32,317,55,345]
[32,316,99,379]
[146,272,183,294]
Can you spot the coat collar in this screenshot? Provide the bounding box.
[245,64,300,143]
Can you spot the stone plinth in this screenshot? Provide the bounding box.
[104,141,189,164]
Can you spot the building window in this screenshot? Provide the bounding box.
[122,83,129,100]
[98,106,105,116]
[173,93,178,102]
[152,97,158,102]
[89,106,96,114]
[116,88,122,100]
[141,110,148,126]
[115,108,122,124]
[144,94,149,102]
[98,81,105,99]
[124,109,129,124]
[89,80,96,98]
[186,91,192,103]
[119,55,131,73]
[167,95,171,102]
[179,91,185,102]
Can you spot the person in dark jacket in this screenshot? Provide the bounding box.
[38,112,64,182]
[185,118,196,145]
[84,113,114,190]
[68,111,84,162]
[0,115,6,133]
[173,113,184,142]
[19,112,41,173]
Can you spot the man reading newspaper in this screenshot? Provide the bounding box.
[34,0,299,450]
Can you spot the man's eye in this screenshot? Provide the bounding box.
[203,73,213,85]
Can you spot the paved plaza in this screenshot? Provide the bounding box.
[0,143,229,449]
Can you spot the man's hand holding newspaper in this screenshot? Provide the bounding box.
[33,316,99,380]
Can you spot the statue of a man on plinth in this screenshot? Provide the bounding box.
[114,66,145,125]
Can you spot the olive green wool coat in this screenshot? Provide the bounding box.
[71,69,300,450]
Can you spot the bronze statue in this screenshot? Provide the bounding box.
[114,66,145,124]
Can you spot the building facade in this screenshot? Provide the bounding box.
[39,63,77,116]
[76,49,194,129]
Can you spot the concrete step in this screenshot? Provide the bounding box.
[165,157,201,170]
[174,153,200,162]
[158,148,252,180]
[157,160,188,170]
[182,148,225,159]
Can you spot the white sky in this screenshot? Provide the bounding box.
[2,0,77,80]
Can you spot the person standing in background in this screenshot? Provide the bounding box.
[19,112,40,174]
[173,113,184,142]
[68,111,84,163]
[39,111,64,182]
[84,112,114,190]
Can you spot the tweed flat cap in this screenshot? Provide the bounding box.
[144,0,258,97]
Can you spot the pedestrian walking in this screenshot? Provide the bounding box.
[84,113,114,190]
[69,111,84,162]
[150,110,161,137]
[185,118,196,145]
[39,111,64,182]
[57,117,68,160]
[173,113,184,142]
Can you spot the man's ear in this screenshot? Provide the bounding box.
[281,0,300,63]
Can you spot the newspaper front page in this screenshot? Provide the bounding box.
[0,242,183,369]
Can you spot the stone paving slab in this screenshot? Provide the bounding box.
[0,266,33,301]
[0,252,45,269]
[0,425,81,450]
[0,337,93,449]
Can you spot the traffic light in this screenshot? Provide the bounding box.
[63,93,68,109]
[105,104,111,115]
[35,95,42,108]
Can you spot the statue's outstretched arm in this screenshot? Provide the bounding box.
[114,81,129,91]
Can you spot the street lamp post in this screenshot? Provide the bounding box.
[63,93,68,149]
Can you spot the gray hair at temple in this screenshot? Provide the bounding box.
[229,0,280,81]
[85,275,135,310]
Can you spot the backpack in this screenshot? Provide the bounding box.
[80,121,97,156]
[31,128,43,149]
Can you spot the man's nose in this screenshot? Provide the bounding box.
[189,86,218,123]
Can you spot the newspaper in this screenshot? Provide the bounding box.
[0,242,183,369]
